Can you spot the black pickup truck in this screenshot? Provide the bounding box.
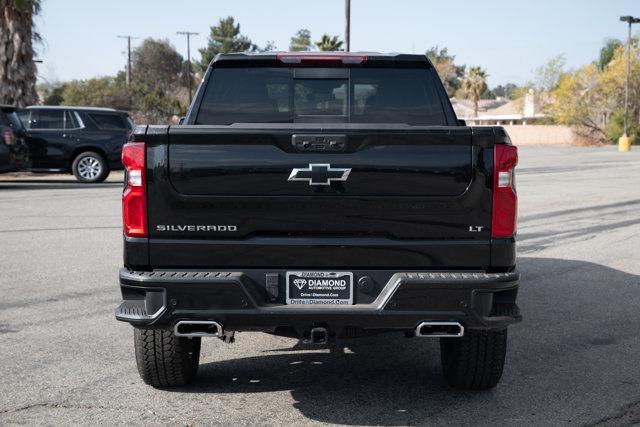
[116,52,520,390]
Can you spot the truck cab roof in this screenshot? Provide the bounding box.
[24,105,130,115]
[210,51,433,68]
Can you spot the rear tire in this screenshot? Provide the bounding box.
[440,328,508,390]
[134,328,201,388]
[71,151,109,183]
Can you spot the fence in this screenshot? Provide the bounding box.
[502,125,576,146]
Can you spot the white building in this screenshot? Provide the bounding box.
[451,90,546,125]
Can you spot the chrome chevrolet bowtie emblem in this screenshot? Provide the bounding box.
[288,163,351,186]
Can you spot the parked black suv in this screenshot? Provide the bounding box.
[18,106,134,182]
[0,105,30,174]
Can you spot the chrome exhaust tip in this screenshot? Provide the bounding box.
[415,321,464,338]
[174,320,223,337]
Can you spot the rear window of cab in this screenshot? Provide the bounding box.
[196,67,447,126]
[88,113,132,130]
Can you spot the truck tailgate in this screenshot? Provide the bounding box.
[146,125,493,268]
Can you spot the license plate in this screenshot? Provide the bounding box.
[286,271,353,306]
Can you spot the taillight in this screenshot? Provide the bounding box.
[276,53,367,65]
[121,142,147,237]
[492,144,518,239]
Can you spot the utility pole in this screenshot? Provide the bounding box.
[117,35,139,86]
[618,16,640,151]
[177,31,199,103]
[345,0,351,52]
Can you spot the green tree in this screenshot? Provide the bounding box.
[480,87,495,100]
[132,38,183,92]
[0,0,40,106]
[597,38,623,70]
[492,83,519,99]
[198,16,256,70]
[61,75,133,111]
[604,110,637,143]
[462,66,488,117]
[549,64,604,140]
[549,46,640,143]
[141,85,183,124]
[533,54,565,92]
[258,40,277,52]
[290,29,312,51]
[128,39,187,122]
[315,34,343,51]
[508,55,565,119]
[43,84,66,105]
[426,46,465,97]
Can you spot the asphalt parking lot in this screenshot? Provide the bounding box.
[0,146,639,425]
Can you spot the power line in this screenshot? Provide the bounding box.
[177,31,199,103]
[117,35,139,86]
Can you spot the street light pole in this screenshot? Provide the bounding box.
[618,16,640,151]
[177,31,199,103]
[345,0,350,52]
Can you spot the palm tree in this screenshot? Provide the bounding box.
[462,66,488,118]
[0,0,41,107]
[315,34,343,52]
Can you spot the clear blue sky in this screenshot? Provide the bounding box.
[36,0,639,87]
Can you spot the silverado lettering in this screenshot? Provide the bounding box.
[156,224,238,232]
[116,52,521,391]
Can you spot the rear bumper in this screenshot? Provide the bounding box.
[116,268,521,334]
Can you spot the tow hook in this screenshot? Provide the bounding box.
[307,327,328,345]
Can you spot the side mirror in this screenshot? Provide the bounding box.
[457,119,467,126]
[178,117,185,125]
